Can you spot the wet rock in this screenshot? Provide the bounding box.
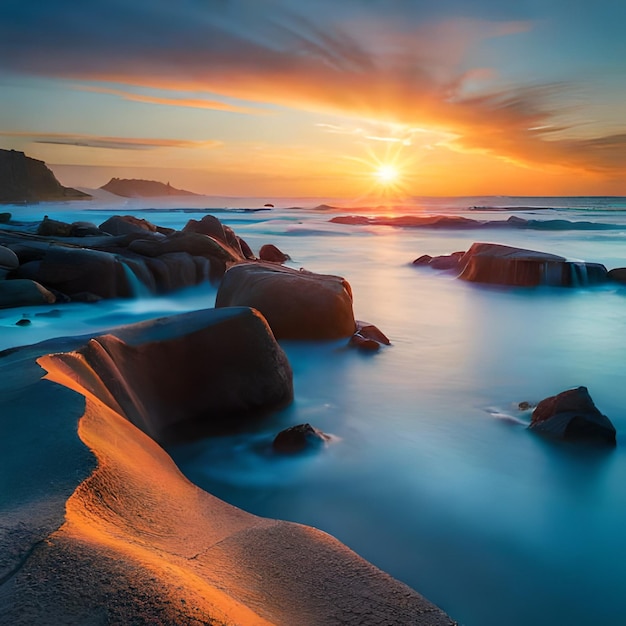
[216,262,356,340]
[529,386,616,446]
[412,254,433,266]
[608,268,626,284]
[0,212,11,223]
[458,243,607,287]
[349,321,391,351]
[37,216,73,237]
[273,423,330,454]
[0,245,19,278]
[99,215,159,237]
[259,244,291,263]
[0,279,56,309]
[15,318,31,326]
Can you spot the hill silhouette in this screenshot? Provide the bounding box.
[101,178,199,198]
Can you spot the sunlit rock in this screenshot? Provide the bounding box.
[529,386,616,445]
[458,243,607,287]
[216,262,356,340]
[273,423,330,453]
[41,307,293,443]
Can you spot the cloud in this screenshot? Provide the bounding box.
[0,132,220,151]
[0,0,623,176]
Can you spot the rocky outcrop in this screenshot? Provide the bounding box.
[0,317,454,626]
[0,212,247,303]
[216,262,356,340]
[41,307,294,444]
[0,278,56,308]
[458,243,607,287]
[529,386,616,445]
[414,242,608,287]
[100,177,198,197]
[273,423,331,453]
[0,149,90,203]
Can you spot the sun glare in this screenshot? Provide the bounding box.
[375,164,399,185]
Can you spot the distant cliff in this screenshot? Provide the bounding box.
[100,178,199,198]
[0,149,91,203]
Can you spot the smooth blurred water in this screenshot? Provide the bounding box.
[3,196,626,625]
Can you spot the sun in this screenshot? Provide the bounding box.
[375,164,399,185]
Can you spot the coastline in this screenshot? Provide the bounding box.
[0,316,456,625]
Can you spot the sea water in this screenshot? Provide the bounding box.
[3,196,626,626]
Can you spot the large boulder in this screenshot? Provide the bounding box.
[0,279,56,308]
[216,262,356,340]
[40,307,293,443]
[183,215,244,256]
[99,215,159,237]
[13,246,127,299]
[259,243,290,263]
[458,243,607,287]
[529,386,616,445]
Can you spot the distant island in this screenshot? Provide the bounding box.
[100,177,199,198]
[0,149,90,203]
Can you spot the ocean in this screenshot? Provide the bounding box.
[3,195,626,626]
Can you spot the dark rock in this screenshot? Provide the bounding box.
[37,216,74,237]
[42,307,293,444]
[0,212,11,223]
[529,386,616,446]
[518,401,533,411]
[349,320,391,351]
[0,279,56,309]
[429,251,465,271]
[99,215,159,237]
[412,254,432,266]
[70,221,103,237]
[183,215,227,241]
[216,262,356,340]
[15,318,31,326]
[238,237,255,260]
[273,423,330,453]
[608,268,626,284]
[0,149,90,203]
[458,243,607,287]
[259,244,291,263]
[0,245,19,278]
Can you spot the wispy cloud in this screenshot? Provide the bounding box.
[0,131,220,151]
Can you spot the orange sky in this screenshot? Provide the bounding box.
[1,1,624,197]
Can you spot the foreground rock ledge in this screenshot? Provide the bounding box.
[0,314,455,625]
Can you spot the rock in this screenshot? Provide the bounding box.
[70,221,103,237]
[238,237,255,259]
[0,149,90,202]
[42,307,293,443]
[259,243,291,263]
[37,216,74,237]
[529,386,616,445]
[15,318,31,326]
[0,212,11,223]
[99,215,159,236]
[608,268,626,284]
[349,320,391,351]
[216,262,356,340]
[0,279,56,309]
[458,243,607,287]
[412,254,432,266]
[13,247,126,299]
[518,401,534,411]
[273,423,330,453]
[183,214,228,241]
[429,251,465,271]
[0,244,19,278]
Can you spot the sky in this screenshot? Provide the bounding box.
[0,0,625,199]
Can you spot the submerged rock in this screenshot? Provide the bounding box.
[216,262,356,340]
[273,423,330,453]
[529,386,616,446]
